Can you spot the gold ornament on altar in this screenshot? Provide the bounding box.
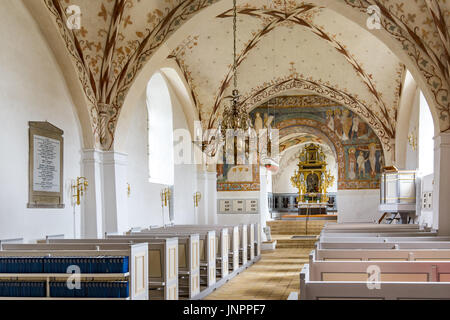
[290,144,335,203]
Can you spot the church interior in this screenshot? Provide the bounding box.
[0,0,449,301]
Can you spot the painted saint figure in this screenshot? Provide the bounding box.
[348,147,357,180]
[368,143,378,178]
[357,151,366,178]
[352,115,360,140]
[254,112,263,133]
[341,109,353,141]
[334,109,343,139]
[326,110,334,132]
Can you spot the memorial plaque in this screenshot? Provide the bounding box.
[28,122,64,208]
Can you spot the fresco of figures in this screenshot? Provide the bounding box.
[250,96,385,190]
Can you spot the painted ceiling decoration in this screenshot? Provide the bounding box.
[41,0,449,152]
[344,0,449,127]
[45,0,221,149]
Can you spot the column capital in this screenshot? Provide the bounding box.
[198,170,217,181]
[101,151,129,166]
[434,132,450,147]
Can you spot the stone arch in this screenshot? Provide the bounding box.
[240,78,394,163]
[276,118,347,189]
[114,60,199,152]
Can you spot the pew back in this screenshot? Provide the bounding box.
[44,238,177,300]
[0,243,148,300]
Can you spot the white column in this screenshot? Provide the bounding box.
[205,171,218,225]
[434,133,450,235]
[102,151,129,234]
[197,171,209,225]
[81,150,104,238]
[259,166,270,241]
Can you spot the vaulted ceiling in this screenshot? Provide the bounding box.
[33,0,449,151]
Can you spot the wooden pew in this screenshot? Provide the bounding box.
[239,224,248,267]
[132,228,216,293]
[247,224,255,262]
[171,225,245,273]
[0,243,148,300]
[300,248,450,300]
[309,258,450,283]
[300,263,450,300]
[106,234,200,299]
[0,238,23,250]
[154,225,230,280]
[316,248,450,261]
[322,223,423,233]
[42,238,178,300]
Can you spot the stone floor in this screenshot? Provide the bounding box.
[204,247,311,300]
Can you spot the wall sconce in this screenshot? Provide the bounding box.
[193,192,202,208]
[408,129,417,151]
[127,183,131,197]
[72,177,88,206]
[160,187,171,208]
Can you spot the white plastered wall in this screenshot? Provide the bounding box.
[0,0,82,242]
[124,73,198,228]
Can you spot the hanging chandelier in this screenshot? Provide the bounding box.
[218,0,253,145]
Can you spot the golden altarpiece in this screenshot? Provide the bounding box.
[290,144,334,214]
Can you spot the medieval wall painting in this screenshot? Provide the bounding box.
[248,95,385,191]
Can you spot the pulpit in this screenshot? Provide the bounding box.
[379,166,417,224]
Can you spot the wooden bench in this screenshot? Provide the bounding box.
[0,243,148,300]
[106,234,200,299]
[316,247,450,261]
[132,228,216,292]
[155,225,230,280]
[41,238,177,300]
[239,224,248,267]
[300,248,450,299]
[322,223,423,233]
[300,263,450,300]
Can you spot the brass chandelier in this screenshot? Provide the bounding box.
[217,0,253,157]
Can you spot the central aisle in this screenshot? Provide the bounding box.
[204,247,311,300]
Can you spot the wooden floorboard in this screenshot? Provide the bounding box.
[204,247,311,300]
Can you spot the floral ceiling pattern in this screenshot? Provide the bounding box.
[41,0,449,151]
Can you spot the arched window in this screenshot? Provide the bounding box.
[147,72,174,185]
[418,92,434,176]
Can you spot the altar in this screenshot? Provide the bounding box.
[290,144,335,208]
[298,202,328,215]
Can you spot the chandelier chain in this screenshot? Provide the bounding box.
[233,0,237,90]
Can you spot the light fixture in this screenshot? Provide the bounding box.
[218,0,253,164]
[72,177,88,206]
[193,192,202,208]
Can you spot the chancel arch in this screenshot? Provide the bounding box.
[275,136,339,194]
